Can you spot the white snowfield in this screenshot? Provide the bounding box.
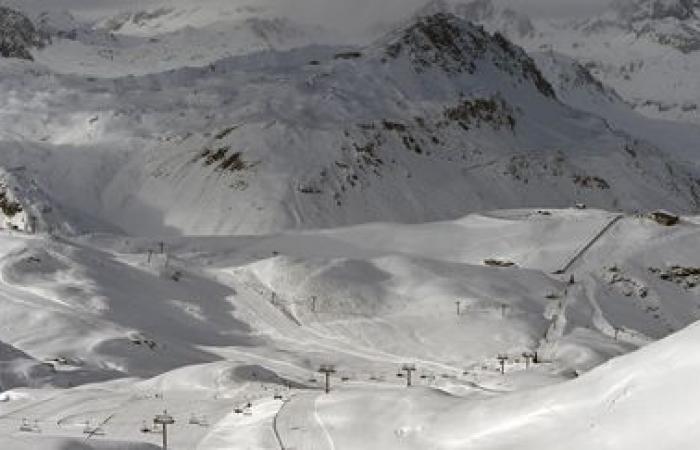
[317,320,700,450]
[0,1,700,449]
[1,209,700,449]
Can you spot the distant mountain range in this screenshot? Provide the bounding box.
[426,0,700,126]
[0,4,698,235]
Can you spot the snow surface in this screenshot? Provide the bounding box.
[1,10,700,236]
[440,0,700,126]
[1,2,700,449]
[2,209,700,448]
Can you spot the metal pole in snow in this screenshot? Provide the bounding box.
[319,365,336,394]
[497,355,508,375]
[154,411,175,450]
[522,352,535,369]
[401,364,416,387]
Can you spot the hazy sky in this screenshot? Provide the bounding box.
[276,0,615,34]
[282,0,614,22]
[5,0,616,17]
[3,0,617,32]
[277,0,615,32]
[501,0,612,18]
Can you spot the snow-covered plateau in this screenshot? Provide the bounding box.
[0,1,699,449]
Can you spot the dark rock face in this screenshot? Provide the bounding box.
[416,0,535,39]
[384,13,555,98]
[650,0,696,20]
[0,7,45,60]
[614,0,697,21]
[607,0,700,52]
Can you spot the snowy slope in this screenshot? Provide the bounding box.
[315,319,700,450]
[441,0,700,126]
[414,0,700,165]
[1,2,700,449]
[531,50,700,166]
[1,11,699,235]
[1,209,700,448]
[531,2,700,126]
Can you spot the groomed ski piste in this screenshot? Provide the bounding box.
[2,208,700,449]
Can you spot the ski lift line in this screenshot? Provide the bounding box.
[236,281,466,374]
[229,275,468,374]
[556,214,624,274]
[84,413,116,439]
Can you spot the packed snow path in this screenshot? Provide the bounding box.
[196,399,282,450]
[275,392,335,450]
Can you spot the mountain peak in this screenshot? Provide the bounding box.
[0,6,46,60]
[382,13,555,97]
[414,0,535,39]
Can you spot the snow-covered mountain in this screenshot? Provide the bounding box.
[0,9,699,235]
[558,0,700,123]
[416,0,537,39]
[2,2,700,449]
[0,6,45,60]
[440,0,700,126]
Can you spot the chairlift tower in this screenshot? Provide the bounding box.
[500,304,508,319]
[154,410,175,450]
[497,354,508,375]
[319,365,336,394]
[401,363,417,387]
[522,352,536,369]
[614,326,623,341]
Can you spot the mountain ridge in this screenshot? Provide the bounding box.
[0,11,699,235]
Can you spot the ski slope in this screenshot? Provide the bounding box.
[1,2,700,449]
[313,319,700,450]
[1,209,700,448]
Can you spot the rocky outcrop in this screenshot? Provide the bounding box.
[383,13,555,97]
[614,0,697,21]
[0,7,45,60]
